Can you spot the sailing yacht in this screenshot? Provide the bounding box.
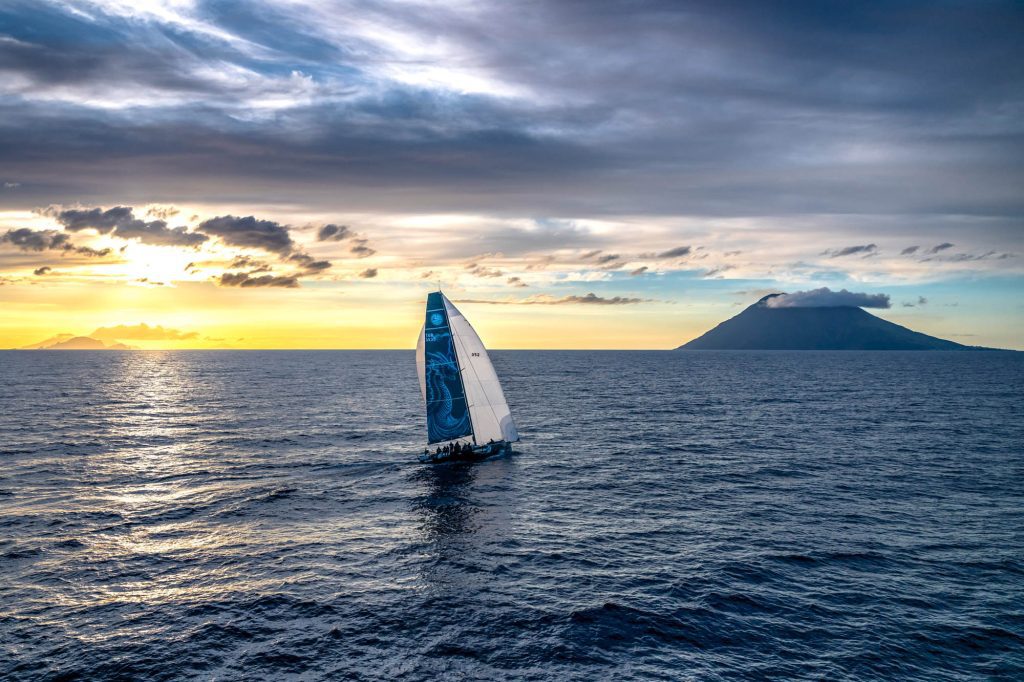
[415,291,519,463]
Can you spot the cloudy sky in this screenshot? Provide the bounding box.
[1,0,1022,349]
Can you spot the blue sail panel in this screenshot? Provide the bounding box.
[423,292,473,444]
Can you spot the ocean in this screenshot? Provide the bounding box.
[1,350,1022,680]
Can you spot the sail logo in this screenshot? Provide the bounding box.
[429,312,444,326]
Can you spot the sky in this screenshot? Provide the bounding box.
[1,0,1022,349]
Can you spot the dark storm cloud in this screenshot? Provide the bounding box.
[218,272,299,288]
[350,240,376,258]
[288,253,332,273]
[0,0,1021,228]
[466,263,503,278]
[229,255,270,272]
[0,2,332,99]
[822,244,878,258]
[317,224,351,241]
[2,228,70,251]
[197,215,294,254]
[658,246,692,259]
[75,246,112,257]
[359,268,378,279]
[56,207,132,234]
[767,288,891,309]
[924,250,1015,262]
[53,206,208,247]
[703,266,732,278]
[0,227,110,257]
[927,242,955,254]
[305,260,334,273]
[33,266,51,276]
[114,220,208,247]
[46,206,354,272]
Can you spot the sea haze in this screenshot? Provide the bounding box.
[1,350,1022,680]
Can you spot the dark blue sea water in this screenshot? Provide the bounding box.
[1,350,1022,680]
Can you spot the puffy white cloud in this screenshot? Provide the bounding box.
[766,288,891,309]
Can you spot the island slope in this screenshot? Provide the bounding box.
[678,294,970,350]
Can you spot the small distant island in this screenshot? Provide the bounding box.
[679,291,993,351]
[20,334,138,350]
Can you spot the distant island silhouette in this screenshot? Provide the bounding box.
[19,334,137,350]
[679,294,988,350]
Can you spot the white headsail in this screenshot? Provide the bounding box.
[441,294,518,443]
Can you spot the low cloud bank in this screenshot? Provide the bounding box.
[821,244,878,258]
[767,287,891,309]
[456,292,647,305]
[1,228,111,257]
[219,272,299,288]
[197,215,291,254]
[92,323,198,341]
[56,206,208,248]
[658,246,691,258]
[317,224,350,241]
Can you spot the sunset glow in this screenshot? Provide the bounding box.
[1,2,1021,349]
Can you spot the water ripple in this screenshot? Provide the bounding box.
[0,350,1022,680]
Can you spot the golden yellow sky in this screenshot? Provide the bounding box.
[1,207,1021,350]
[0,279,709,350]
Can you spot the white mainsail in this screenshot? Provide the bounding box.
[415,293,518,443]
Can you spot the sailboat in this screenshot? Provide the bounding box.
[415,291,519,463]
